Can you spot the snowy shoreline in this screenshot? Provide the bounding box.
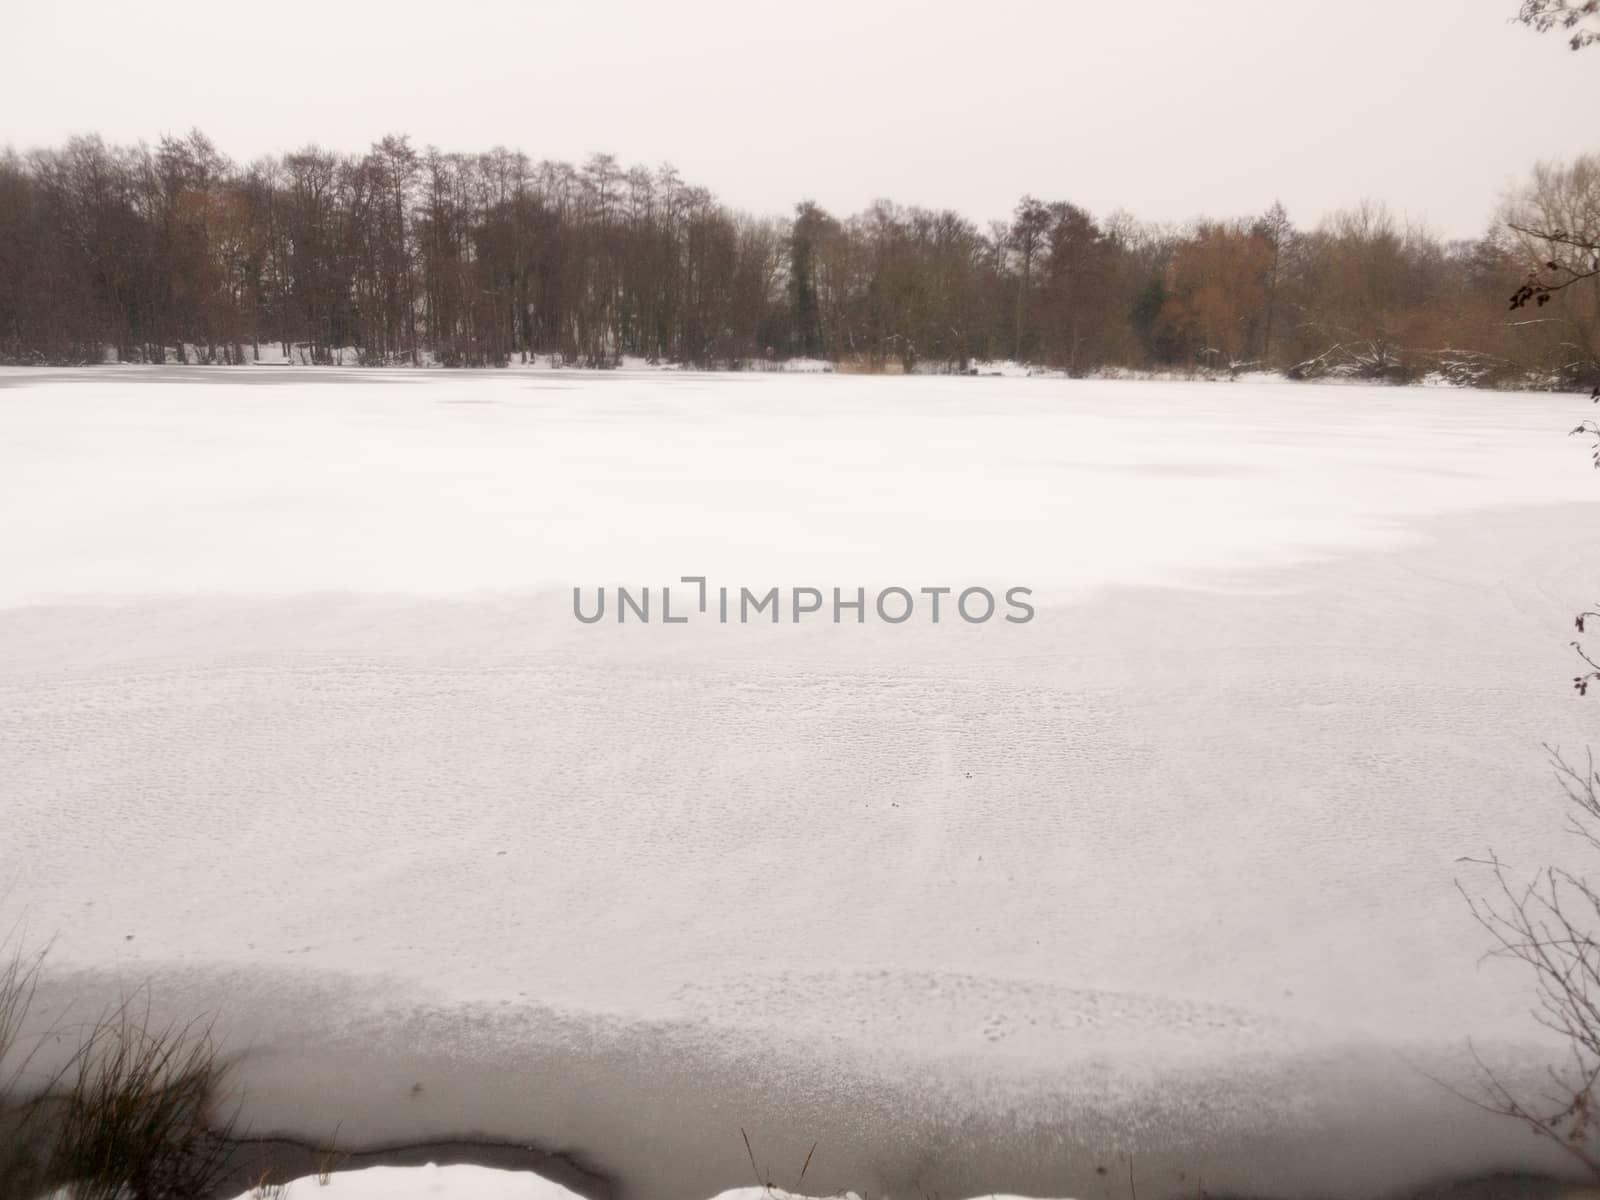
[11,962,1589,1200]
[1,357,1586,394]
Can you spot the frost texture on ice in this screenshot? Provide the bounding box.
[4,367,1600,1200]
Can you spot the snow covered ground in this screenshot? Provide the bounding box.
[229,1163,579,1200]
[226,1171,860,1200]
[3,366,1600,1200]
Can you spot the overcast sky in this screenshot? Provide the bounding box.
[2,0,1596,237]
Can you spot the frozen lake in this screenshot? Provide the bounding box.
[3,366,1599,1199]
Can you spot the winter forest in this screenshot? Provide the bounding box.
[2,131,1597,386]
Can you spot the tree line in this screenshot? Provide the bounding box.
[0,131,1595,387]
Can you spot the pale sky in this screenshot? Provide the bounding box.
[2,0,1596,238]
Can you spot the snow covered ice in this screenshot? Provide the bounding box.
[4,365,1600,1200]
[225,1164,580,1200]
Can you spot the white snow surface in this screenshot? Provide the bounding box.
[226,1175,856,1200]
[5,366,1600,1200]
[225,1163,579,1200]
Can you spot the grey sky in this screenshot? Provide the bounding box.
[3,0,1596,237]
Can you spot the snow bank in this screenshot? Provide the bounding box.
[779,357,833,372]
[962,358,1044,376]
[227,1164,578,1200]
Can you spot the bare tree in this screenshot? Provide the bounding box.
[1458,751,1600,1174]
[1008,196,1051,362]
[1507,158,1600,328]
